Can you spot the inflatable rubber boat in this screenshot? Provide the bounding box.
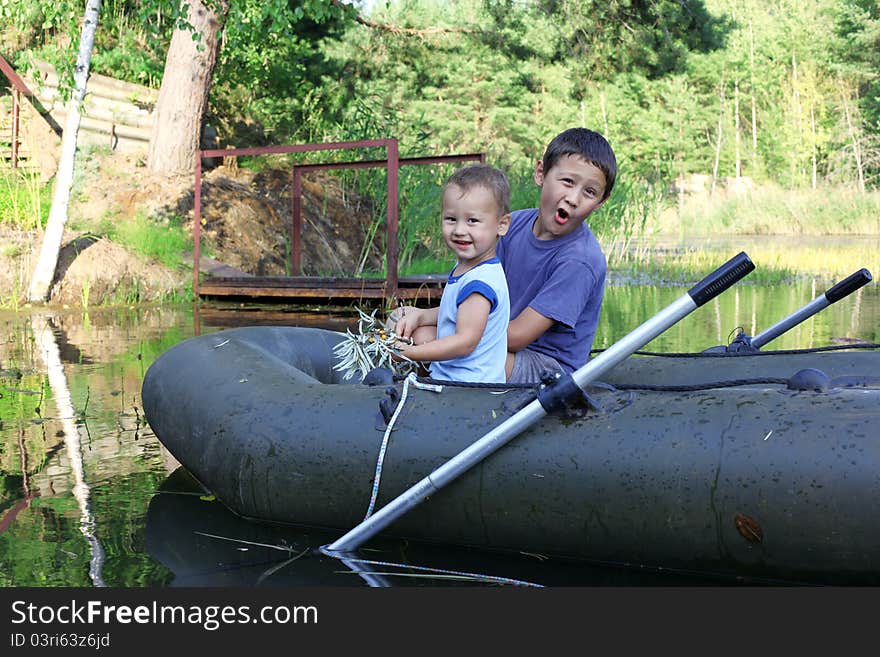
[142,322,880,584]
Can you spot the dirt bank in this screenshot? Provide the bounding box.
[1,151,381,308]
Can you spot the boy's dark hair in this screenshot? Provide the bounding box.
[542,128,617,201]
[445,164,510,215]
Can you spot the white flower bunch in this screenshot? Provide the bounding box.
[332,307,417,381]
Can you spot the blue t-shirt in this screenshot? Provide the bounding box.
[495,208,606,372]
[429,258,510,383]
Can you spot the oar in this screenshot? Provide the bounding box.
[748,268,872,350]
[323,252,755,554]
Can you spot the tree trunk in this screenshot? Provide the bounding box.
[734,78,741,179]
[147,0,229,175]
[27,0,101,304]
[810,102,817,189]
[749,22,757,163]
[711,75,724,197]
[791,50,801,184]
[599,87,609,138]
[840,79,866,193]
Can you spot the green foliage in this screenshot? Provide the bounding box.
[102,211,190,271]
[535,0,728,84]
[206,0,352,144]
[4,0,880,272]
[676,184,880,236]
[831,0,880,134]
[0,169,51,230]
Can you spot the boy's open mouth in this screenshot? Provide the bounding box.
[555,208,570,225]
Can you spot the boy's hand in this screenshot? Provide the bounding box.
[394,306,427,339]
[391,339,413,360]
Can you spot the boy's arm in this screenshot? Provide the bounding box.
[507,307,555,352]
[399,295,490,362]
[507,257,602,352]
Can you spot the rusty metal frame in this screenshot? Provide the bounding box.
[1,55,30,169]
[0,54,64,165]
[11,89,19,169]
[290,152,486,276]
[194,139,485,300]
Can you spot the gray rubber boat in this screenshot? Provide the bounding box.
[142,325,880,584]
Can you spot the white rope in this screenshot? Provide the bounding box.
[363,373,444,520]
[363,373,413,520]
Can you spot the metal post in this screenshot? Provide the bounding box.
[386,139,399,300]
[193,155,202,297]
[12,89,20,169]
[292,168,302,276]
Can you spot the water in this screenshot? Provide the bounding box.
[1,280,877,588]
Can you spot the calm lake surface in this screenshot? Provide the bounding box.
[1,278,877,587]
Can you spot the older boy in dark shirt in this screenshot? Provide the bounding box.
[496,128,616,383]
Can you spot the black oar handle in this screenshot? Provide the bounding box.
[687,251,755,308]
[825,268,872,304]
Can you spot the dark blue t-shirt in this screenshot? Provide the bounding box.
[495,208,606,372]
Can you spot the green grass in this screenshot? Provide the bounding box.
[0,169,50,230]
[389,166,663,277]
[390,170,878,285]
[663,184,880,237]
[400,256,451,276]
[607,239,878,286]
[99,211,189,270]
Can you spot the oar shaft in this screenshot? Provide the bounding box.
[572,295,696,389]
[326,400,547,553]
[750,296,829,349]
[751,268,872,350]
[325,252,754,554]
[327,296,697,554]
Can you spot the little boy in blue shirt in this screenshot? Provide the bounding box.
[496,128,617,383]
[394,165,511,383]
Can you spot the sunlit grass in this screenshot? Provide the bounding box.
[663,184,880,236]
[0,169,50,231]
[608,238,878,286]
[99,211,189,271]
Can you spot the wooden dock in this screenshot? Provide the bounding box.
[192,139,482,309]
[198,273,445,305]
[195,253,445,305]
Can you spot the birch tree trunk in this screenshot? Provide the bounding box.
[840,79,866,193]
[749,22,757,162]
[810,103,817,189]
[711,75,725,197]
[146,0,229,175]
[27,0,101,303]
[790,50,801,184]
[734,79,741,179]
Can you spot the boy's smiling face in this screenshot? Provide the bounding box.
[441,183,509,272]
[532,154,607,240]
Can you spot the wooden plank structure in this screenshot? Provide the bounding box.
[193,139,484,306]
[0,54,63,171]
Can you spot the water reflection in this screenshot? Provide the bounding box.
[0,280,878,587]
[30,313,106,586]
[146,468,708,587]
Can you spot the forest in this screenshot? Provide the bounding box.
[2,0,880,286]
